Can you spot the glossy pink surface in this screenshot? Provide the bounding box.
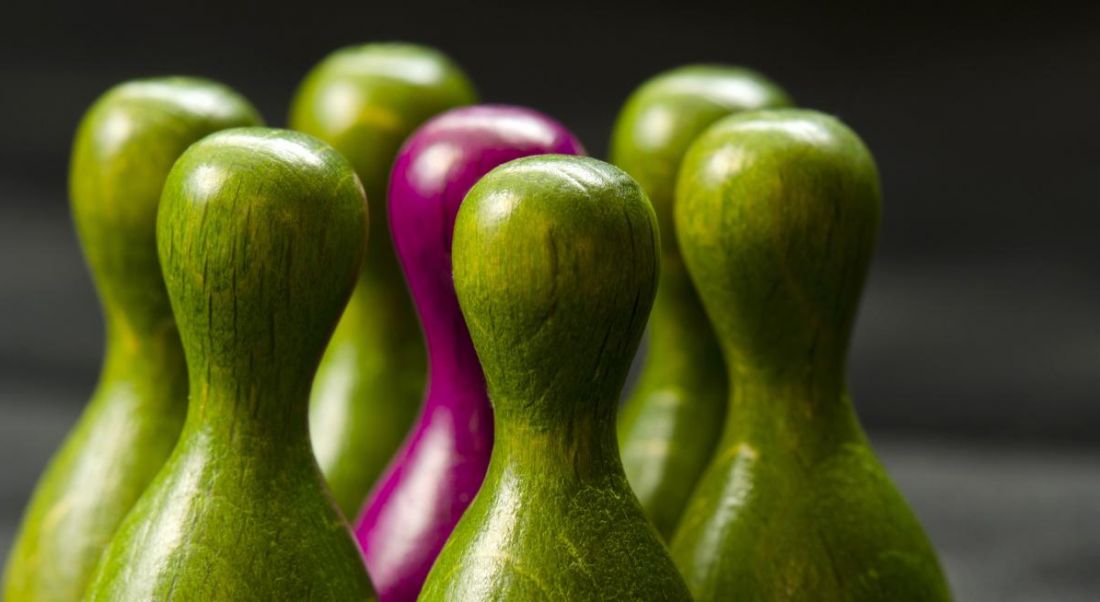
[355,105,584,601]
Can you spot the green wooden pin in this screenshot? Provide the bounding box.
[289,43,478,517]
[2,78,261,602]
[420,155,692,601]
[611,65,792,538]
[670,109,951,601]
[85,128,375,600]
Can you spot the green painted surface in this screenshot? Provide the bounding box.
[289,43,479,518]
[2,78,261,602]
[420,156,691,601]
[85,128,375,600]
[670,109,951,601]
[611,65,792,538]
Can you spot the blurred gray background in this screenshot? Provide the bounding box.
[1,2,1098,600]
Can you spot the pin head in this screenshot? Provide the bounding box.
[453,155,658,426]
[390,105,584,358]
[676,109,880,375]
[289,43,477,203]
[157,128,367,396]
[611,65,791,258]
[70,77,262,335]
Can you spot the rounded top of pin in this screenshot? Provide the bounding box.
[389,105,583,345]
[157,127,367,388]
[453,155,658,425]
[676,109,880,374]
[289,43,478,200]
[70,77,262,334]
[610,65,791,256]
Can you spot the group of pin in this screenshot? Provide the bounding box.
[3,43,952,601]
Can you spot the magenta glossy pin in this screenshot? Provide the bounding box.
[354,104,584,601]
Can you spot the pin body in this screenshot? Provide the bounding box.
[611,65,792,537]
[85,128,376,600]
[670,109,951,601]
[290,43,478,518]
[420,155,691,601]
[2,78,260,602]
[358,106,583,601]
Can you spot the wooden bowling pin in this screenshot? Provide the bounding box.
[611,65,791,538]
[85,128,375,600]
[670,109,951,601]
[356,105,583,601]
[2,78,261,602]
[289,43,479,518]
[419,155,691,601]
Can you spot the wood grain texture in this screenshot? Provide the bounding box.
[1,78,261,602]
[420,155,691,601]
[610,65,792,538]
[85,128,375,601]
[670,109,951,601]
[289,43,479,518]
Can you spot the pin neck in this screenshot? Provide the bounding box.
[182,374,312,449]
[491,415,623,481]
[99,316,185,386]
[413,252,487,409]
[643,253,724,381]
[338,225,422,357]
[344,155,417,319]
[90,272,174,332]
[721,355,865,458]
[422,315,487,412]
[180,341,318,449]
[360,208,402,286]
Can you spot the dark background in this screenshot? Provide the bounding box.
[1,2,1098,600]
